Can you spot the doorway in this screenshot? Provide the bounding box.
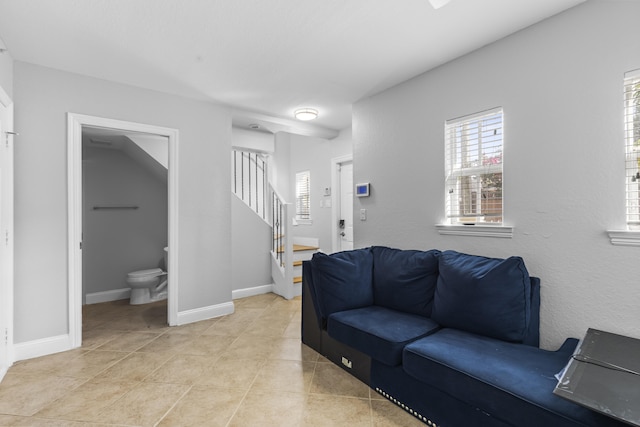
[68,114,179,348]
[331,155,354,252]
[0,87,14,377]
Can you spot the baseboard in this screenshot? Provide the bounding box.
[232,284,274,300]
[86,288,131,304]
[14,334,74,362]
[176,301,235,326]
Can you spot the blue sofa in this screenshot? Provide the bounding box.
[301,247,625,427]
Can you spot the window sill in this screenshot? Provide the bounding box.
[294,219,313,226]
[436,224,513,238]
[606,230,640,246]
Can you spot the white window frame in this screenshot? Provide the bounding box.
[608,69,640,245]
[438,107,512,238]
[295,170,312,224]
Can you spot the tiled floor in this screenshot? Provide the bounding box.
[0,293,424,426]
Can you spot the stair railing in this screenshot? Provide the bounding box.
[232,149,268,221]
[269,183,295,299]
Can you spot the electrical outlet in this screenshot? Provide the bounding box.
[360,209,367,221]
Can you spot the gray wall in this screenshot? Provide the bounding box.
[231,194,272,291]
[288,131,352,252]
[14,62,232,344]
[82,146,168,301]
[353,0,640,349]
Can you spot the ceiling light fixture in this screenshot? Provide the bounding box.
[428,0,450,9]
[294,108,318,121]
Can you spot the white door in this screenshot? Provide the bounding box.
[0,90,14,377]
[338,162,354,251]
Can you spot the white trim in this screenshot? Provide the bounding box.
[0,86,14,373]
[14,334,73,362]
[85,288,132,305]
[625,68,640,80]
[607,230,640,246]
[68,113,180,353]
[176,302,235,326]
[331,154,353,253]
[232,284,274,300]
[436,224,513,238]
[445,106,502,125]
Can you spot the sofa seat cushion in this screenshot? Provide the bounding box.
[403,329,619,427]
[371,246,440,317]
[328,306,440,366]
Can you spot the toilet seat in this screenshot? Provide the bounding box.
[127,268,164,283]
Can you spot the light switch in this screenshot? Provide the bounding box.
[360,209,367,221]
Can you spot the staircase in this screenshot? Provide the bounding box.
[233,149,318,299]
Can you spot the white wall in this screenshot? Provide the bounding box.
[353,0,640,349]
[0,48,13,99]
[83,146,168,301]
[13,62,232,344]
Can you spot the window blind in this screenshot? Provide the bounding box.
[624,70,640,228]
[295,170,311,220]
[445,107,503,225]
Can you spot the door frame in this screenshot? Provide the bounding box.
[0,86,14,378]
[331,154,353,253]
[67,113,179,348]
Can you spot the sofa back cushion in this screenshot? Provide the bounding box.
[431,250,531,343]
[309,248,374,326]
[371,246,440,317]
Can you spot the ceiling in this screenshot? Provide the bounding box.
[0,0,585,138]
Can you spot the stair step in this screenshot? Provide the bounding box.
[293,260,303,267]
[277,244,319,254]
[293,276,302,284]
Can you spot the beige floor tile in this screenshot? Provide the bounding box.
[310,362,370,398]
[196,356,265,389]
[371,398,426,426]
[53,350,128,378]
[0,415,114,426]
[251,359,315,393]
[157,385,246,427]
[270,338,319,362]
[95,331,161,352]
[163,318,218,335]
[94,351,173,382]
[244,318,291,337]
[144,354,214,384]
[302,394,373,427]
[91,381,189,426]
[0,373,86,416]
[234,293,279,308]
[80,328,122,350]
[284,318,302,338]
[179,334,236,357]
[34,378,138,422]
[8,349,86,375]
[136,331,195,354]
[228,389,305,427]
[222,334,277,359]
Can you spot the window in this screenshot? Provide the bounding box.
[624,70,640,230]
[295,170,311,220]
[444,108,503,225]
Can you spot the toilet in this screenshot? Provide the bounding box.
[126,247,169,305]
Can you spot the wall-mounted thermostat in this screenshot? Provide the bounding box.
[355,183,370,197]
